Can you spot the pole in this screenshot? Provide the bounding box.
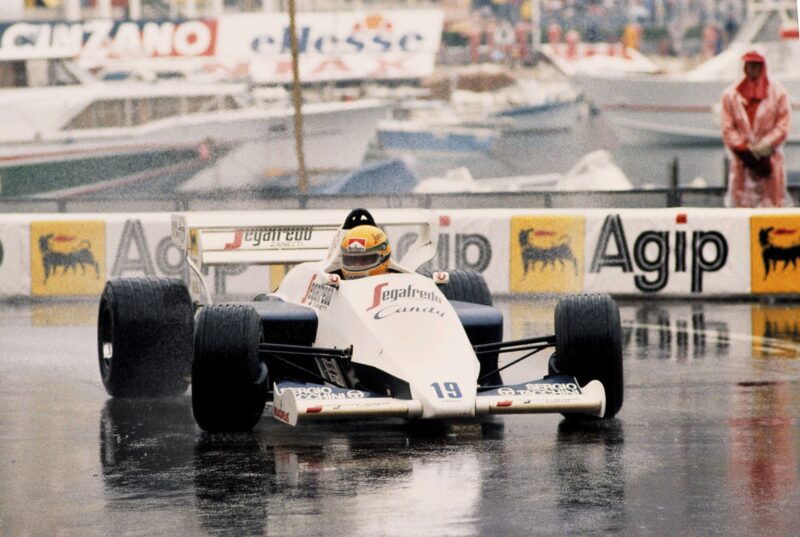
[669,156,680,207]
[96,0,112,18]
[288,0,308,195]
[530,0,541,56]
[128,0,142,20]
[64,0,80,21]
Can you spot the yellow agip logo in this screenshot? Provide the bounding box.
[510,215,584,293]
[750,215,800,294]
[31,221,105,296]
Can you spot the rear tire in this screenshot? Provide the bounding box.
[97,278,193,397]
[428,269,493,306]
[192,305,268,432]
[551,294,623,420]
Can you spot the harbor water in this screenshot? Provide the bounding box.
[400,112,800,189]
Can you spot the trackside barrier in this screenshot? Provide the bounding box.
[2,208,800,300]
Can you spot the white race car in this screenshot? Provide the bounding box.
[98,209,623,432]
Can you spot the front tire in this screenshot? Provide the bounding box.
[551,294,623,420]
[192,305,268,432]
[97,278,193,397]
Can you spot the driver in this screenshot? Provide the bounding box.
[340,225,391,279]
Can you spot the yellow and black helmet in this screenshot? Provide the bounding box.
[340,225,391,279]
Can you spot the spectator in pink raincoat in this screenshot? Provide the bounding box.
[721,50,792,207]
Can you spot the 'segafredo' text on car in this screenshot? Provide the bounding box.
[97,209,623,432]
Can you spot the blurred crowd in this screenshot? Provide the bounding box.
[466,0,745,55]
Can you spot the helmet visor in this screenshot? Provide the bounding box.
[342,252,383,269]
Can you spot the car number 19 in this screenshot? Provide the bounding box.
[431,382,462,399]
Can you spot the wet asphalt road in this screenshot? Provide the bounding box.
[1,298,800,537]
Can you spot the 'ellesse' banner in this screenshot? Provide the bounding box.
[217,10,443,83]
[583,210,750,296]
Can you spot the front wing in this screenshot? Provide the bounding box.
[271,375,605,426]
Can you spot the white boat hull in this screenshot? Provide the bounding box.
[0,100,387,196]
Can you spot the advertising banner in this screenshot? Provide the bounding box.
[584,210,750,296]
[30,220,105,296]
[509,214,585,294]
[217,10,443,83]
[749,214,800,294]
[0,222,28,297]
[0,19,218,59]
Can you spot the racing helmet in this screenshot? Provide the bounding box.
[340,225,391,279]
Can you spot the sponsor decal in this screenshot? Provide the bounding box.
[372,304,446,320]
[510,216,584,293]
[31,221,105,296]
[367,282,443,311]
[301,275,336,310]
[347,237,366,252]
[0,19,217,58]
[590,214,728,293]
[284,386,372,400]
[750,216,800,294]
[224,226,313,250]
[495,382,582,396]
[273,405,291,423]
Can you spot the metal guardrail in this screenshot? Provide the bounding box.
[3,186,799,213]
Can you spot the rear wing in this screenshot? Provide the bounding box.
[171,209,438,302]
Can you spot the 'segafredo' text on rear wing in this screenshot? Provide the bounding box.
[171,209,439,302]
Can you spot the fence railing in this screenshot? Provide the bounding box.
[2,186,799,214]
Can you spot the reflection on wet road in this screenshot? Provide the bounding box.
[1,298,800,536]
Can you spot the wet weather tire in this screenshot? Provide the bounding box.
[192,305,268,432]
[551,294,623,420]
[430,269,493,306]
[97,278,193,397]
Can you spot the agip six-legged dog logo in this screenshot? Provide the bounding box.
[758,227,800,279]
[38,233,100,283]
[518,228,578,276]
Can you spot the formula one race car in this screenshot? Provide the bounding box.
[97,209,623,432]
